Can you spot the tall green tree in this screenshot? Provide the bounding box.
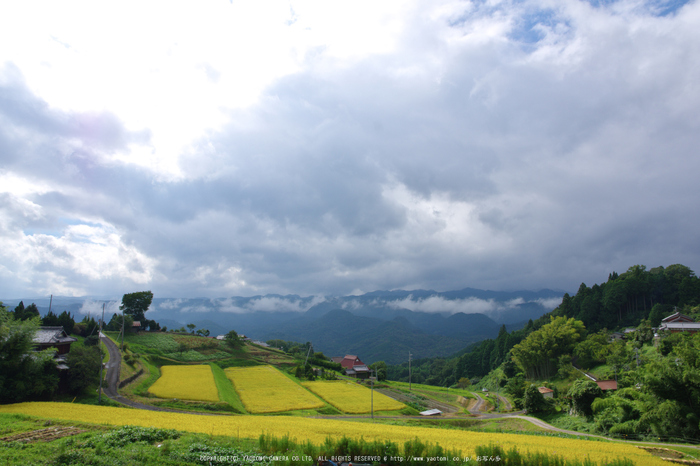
[510,316,586,380]
[224,329,242,348]
[42,310,60,326]
[568,379,603,417]
[120,291,153,323]
[369,361,388,381]
[0,303,59,403]
[66,346,103,395]
[524,384,549,413]
[57,311,75,334]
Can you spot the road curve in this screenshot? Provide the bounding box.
[99,333,209,413]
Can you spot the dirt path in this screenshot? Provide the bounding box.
[468,392,486,414]
[375,388,459,414]
[0,426,88,443]
[496,393,512,411]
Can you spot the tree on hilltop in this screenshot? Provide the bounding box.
[120,291,153,323]
[224,330,242,348]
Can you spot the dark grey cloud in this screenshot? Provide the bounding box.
[1,1,700,299]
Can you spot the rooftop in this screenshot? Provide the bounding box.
[33,327,77,345]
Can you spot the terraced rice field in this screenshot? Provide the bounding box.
[225,365,324,413]
[303,381,405,413]
[0,403,667,465]
[148,365,220,402]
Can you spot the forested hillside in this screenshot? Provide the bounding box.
[388,263,700,442]
[388,264,700,386]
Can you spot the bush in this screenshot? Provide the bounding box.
[66,346,103,395]
[84,335,99,347]
[87,425,180,448]
[524,384,549,414]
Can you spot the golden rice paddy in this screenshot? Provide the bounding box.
[0,402,666,465]
[225,365,324,413]
[148,365,219,402]
[303,380,405,413]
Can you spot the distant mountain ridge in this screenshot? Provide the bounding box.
[2,288,563,364]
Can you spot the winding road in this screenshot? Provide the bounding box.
[100,333,197,413]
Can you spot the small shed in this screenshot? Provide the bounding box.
[420,409,442,416]
[596,380,618,391]
[538,387,554,398]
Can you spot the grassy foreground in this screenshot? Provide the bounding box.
[0,402,666,465]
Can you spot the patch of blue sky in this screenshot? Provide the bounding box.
[22,228,61,238]
[506,8,572,53]
[58,217,103,228]
[583,0,692,16]
[23,218,105,241]
[508,9,562,44]
[447,0,503,28]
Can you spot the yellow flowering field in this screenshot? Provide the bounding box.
[303,381,405,413]
[225,365,324,413]
[0,403,666,465]
[148,365,219,402]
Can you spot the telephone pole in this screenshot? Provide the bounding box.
[408,351,413,391]
[98,303,105,404]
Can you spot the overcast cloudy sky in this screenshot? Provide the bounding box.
[1,0,699,300]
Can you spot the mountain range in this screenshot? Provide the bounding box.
[1,288,564,364]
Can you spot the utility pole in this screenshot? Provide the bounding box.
[98,303,105,404]
[120,307,125,352]
[304,344,313,367]
[408,352,413,391]
[48,294,53,315]
[370,369,377,421]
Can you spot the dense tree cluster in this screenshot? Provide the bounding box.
[41,310,76,334]
[554,264,700,332]
[510,317,586,380]
[0,302,59,403]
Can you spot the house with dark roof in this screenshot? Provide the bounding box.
[662,312,694,323]
[33,327,77,355]
[657,312,700,334]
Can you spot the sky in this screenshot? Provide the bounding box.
[1,0,699,301]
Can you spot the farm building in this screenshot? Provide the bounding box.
[662,312,694,323]
[596,380,618,391]
[657,312,700,334]
[538,387,554,398]
[33,327,77,356]
[333,354,371,379]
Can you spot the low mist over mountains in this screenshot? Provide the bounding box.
[2,288,563,364]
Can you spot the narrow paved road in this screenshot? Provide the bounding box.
[100,333,207,413]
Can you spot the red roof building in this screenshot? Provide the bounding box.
[596,380,618,391]
[340,355,364,369]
